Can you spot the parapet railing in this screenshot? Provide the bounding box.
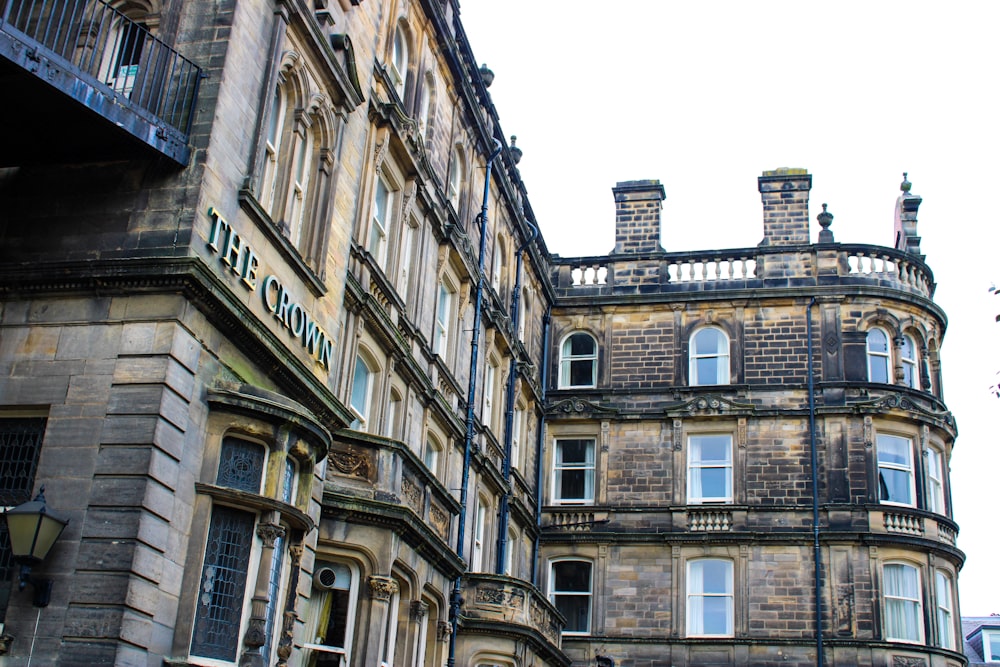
[1,0,201,134]
[551,243,934,298]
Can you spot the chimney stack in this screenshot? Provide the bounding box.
[758,168,812,246]
[612,180,665,254]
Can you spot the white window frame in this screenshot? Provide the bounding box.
[261,86,285,214]
[549,559,592,635]
[303,560,360,665]
[418,72,435,141]
[558,332,598,389]
[689,326,730,386]
[877,434,915,507]
[503,527,516,576]
[433,278,455,358]
[901,333,919,389]
[925,446,945,514]
[349,355,375,431]
[867,327,892,384]
[471,497,487,572]
[369,177,393,267]
[389,25,408,96]
[982,629,1000,661]
[482,361,497,430]
[552,438,595,505]
[686,558,734,637]
[491,237,505,295]
[447,150,464,210]
[883,561,923,643]
[286,126,312,248]
[687,434,733,504]
[934,569,955,650]
[510,406,524,471]
[423,434,442,477]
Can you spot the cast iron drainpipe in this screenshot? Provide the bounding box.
[494,219,539,574]
[447,137,502,667]
[531,306,552,588]
[807,297,824,665]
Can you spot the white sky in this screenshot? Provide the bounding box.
[460,0,1000,616]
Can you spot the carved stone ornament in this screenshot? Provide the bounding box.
[863,416,873,449]
[242,617,267,649]
[665,394,754,415]
[256,523,287,548]
[410,600,429,619]
[329,449,371,478]
[475,585,524,609]
[368,575,399,601]
[546,397,618,416]
[892,657,927,667]
[436,620,453,641]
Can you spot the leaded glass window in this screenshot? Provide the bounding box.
[190,506,256,660]
[0,417,46,623]
[217,437,265,493]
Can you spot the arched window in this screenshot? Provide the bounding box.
[261,86,285,214]
[558,332,597,389]
[686,558,734,637]
[447,147,465,211]
[285,125,312,247]
[867,327,892,383]
[549,559,592,635]
[304,559,360,664]
[369,177,393,267]
[883,562,923,643]
[389,23,408,97]
[418,72,436,143]
[689,327,730,386]
[424,433,442,476]
[349,355,375,431]
[900,333,918,389]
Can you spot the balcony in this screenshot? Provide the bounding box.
[0,0,201,165]
[461,574,565,658]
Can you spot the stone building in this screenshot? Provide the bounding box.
[0,2,963,667]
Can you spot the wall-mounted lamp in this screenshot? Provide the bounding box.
[3,486,69,607]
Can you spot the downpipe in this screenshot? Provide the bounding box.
[531,306,551,588]
[447,137,502,667]
[807,297,824,666]
[495,219,538,573]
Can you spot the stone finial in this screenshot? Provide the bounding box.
[509,135,522,164]
[479,63,494,87]
[893,171,923,257]
[817,203,834,243]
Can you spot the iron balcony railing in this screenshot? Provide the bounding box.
[1,0,201,135]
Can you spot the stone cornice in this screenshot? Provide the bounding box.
[0,257,354,429]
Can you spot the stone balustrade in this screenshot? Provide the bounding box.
[687,508,733,531]
[462,574,564,650]
[881,510,925,536]
[551,243,934,299]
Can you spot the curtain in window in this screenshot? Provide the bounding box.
[884,564,921,641]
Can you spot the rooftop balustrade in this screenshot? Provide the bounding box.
[551,243,935,300]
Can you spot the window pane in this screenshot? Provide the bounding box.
[868,329,889,353]
[350,358,371,416]
[698,468,730,499]
[569,359,594,386]
[702,597,732,635]
[554,561,590,592]
[558,440,593,464]
[569,334,595,356]
[217,438,265,493]
[555,594,590,633]
[191,507,256,660]
[695,328,724,355]
[878,436,910,466]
